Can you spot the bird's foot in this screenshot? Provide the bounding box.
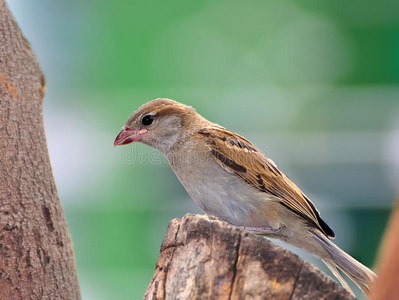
[239,225,283,235]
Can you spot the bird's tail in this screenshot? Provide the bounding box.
[314,233,377,295]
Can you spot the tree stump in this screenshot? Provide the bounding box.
[145,214,355,300]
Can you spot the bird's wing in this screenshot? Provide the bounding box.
[197,126,335,238]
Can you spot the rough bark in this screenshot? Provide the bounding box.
[145,214,355,300]
[370,198,399,300]
[0,1,81,299]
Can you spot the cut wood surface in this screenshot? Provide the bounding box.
[0,1,81,299]
[145,214,355,300]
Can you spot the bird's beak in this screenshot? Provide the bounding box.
[114,127,147,146]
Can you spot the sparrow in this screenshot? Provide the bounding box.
[114,98,377,295]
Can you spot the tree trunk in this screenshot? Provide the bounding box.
[370,198,399,300]
[0,2,81,299]
[145,214,355,300]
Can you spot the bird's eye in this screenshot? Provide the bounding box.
[141,114,154,126]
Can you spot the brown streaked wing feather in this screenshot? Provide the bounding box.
[198,126,335,238]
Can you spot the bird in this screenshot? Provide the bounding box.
[114,98,377,295]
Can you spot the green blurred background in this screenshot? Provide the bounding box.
[9,0,399,298]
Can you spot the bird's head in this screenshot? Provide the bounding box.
[114,98,204,153]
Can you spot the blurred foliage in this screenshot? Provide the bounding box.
[9,0,399,299]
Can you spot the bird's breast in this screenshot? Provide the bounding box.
[170,155,278,227]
